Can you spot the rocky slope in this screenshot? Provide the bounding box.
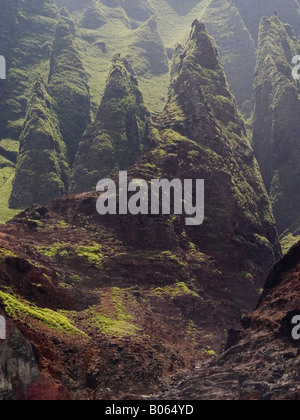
[153,240,300,400]
[252,16,300,253]
[0,20,281,400]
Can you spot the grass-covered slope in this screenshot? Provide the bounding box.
[252,16,300,252]
[10,77,69,208]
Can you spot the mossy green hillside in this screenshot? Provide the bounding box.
[0,0,59,141]
[80,288,139,337]
[151,282,200,298]
[10,77,70,209]
[0,0,61,221]
[0,290,85,336]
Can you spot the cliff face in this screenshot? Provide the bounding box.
[252,16,300,253]
[9,78,69,208]
[8,9,92,209]
[0,21,281,400]
[2,0,300,401]
[70,55,151,193]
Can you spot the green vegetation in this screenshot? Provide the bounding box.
[253,16,300,242]
[0,247,17,259]
[9,77,70,209]
[49,18,91,163]
[0,290,85,336]
[280,231,300,254]
[151,282,200,298]
[75,243,105,267]
[202,347,217,357]
[36,241,106,268]
[89,313,139,336]
[82,288,139,337]
[36,242,70,258]
[238,271,254,281]
[0,166,21,223]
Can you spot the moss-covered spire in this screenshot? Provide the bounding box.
[162,19,243,141]
[48,17,91,163]
[252,16,300,246]
[10,76,69,208]
[70,54,150,194]
[143,20,281,310]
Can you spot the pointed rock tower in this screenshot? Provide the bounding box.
[134,20,281,311]
[252,16,300,252]
[10,77,69,208]
[70,55,151,193]
[48,17,91,163]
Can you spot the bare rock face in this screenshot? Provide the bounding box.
[0,317,40,400]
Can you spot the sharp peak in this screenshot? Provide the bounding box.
[190,19,207,37]
[59,6,71,17]
[111,54,137,78]
[33,74,47,90]
[261,14,283,27]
